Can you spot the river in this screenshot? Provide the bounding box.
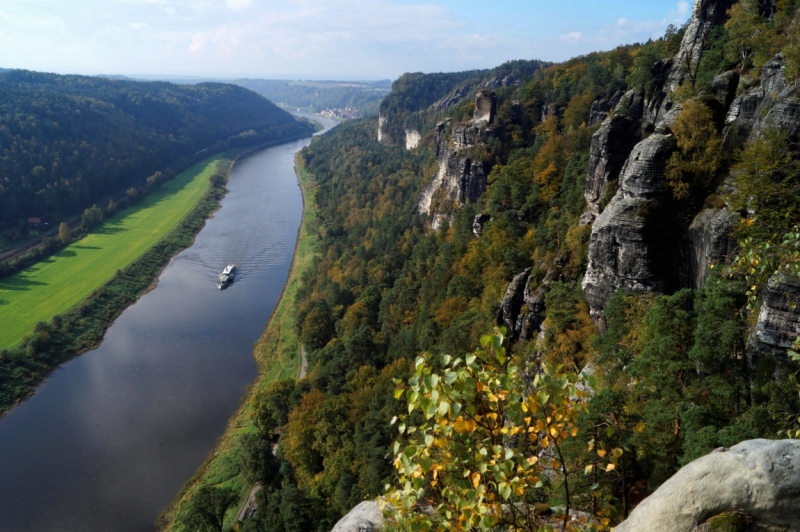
[0,112,338,532]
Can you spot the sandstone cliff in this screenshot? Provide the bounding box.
[417,91,496,228]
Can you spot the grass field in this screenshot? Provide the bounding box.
[0,155,224,351]
[160,154,321,532]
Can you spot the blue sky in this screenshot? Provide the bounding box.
[0,0,692,79]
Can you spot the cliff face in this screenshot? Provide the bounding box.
[582,133,677,327]
[417,91,496,228]
[645,0,737,126]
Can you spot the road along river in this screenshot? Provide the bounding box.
[0,112,337,532]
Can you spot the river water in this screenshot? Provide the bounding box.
[0,112,337,532]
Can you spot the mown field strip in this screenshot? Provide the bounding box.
[0,155,222,351]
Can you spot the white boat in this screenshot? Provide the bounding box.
[218,264,235,289]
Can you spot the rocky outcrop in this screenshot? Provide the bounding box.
[724,55,794,147]
[584,92,644,216]
[588,91,623,126]
[377,114,386,143]
[615,439,800,532]
[747,275,800,361]
[330,501,383,532]
[582,133,677,327]
[430,86,470,111]
[484,75,518,89]
[473,213,490,237]
[473,90,496,125]
[684,207,739,289]
[405,129,421,150]
[497,269,552,342]
[418,92,495,227]
[645,0,736,126]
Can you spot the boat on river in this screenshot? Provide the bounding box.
[218,264,235,289]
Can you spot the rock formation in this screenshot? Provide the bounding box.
[473,90,496,125]
[404,129,421,150]
[330,500,383,532]
[615,439,800,532]
[684,207,739,289]
[645,0,737,126]
[472,213,490,237]
[588,91,623,126]
[748,275,800,362]
[430,85,470,111]
[497,269,552,342]
[417,91,495,228]
[583,90,644,216]
[582,133,677,327]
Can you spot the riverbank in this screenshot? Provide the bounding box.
[158,153,321,532]
[0,152,236,418]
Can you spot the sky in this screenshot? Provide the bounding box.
[0,0,693,80]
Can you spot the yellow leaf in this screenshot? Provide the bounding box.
[606,463,616,472]
[487,393,499,402]
[597,449,607,458]
[471,472,481,489]
[549,426,559,438]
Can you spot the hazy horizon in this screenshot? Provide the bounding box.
[1,0,692,80]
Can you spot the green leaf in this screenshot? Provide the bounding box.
[425,434,434,447]
[499,482,512,501]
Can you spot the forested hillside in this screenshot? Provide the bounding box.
[0,71,313,233]
[176,1,800,530]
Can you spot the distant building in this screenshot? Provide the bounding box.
[27,217,42,228]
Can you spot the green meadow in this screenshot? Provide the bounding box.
[0,155,224,351]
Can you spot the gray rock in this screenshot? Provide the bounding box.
[724,54,796,148]
[418,95,493,225]
[578,211,596,226]
[330,501,383,532]
[584,114,641,215]
[646,0,735,125]
[497,269,531,340]
[748,274,800,361]
[589,99,613,126]
[430,85,470,111]
[473,213,491,237]
[617,133,676,198]
[711,70,740,108]
[614,439,800,532]
[582,134,677,326]
[496,269,552,342]
[473,90,496,125]
[541,103,558,123]
[684,207,738,289]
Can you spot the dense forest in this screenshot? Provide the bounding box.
[0,71,314,235]
[232,79,390,118]
[172,0,800,530]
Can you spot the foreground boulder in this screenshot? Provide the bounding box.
[330,500,383,532]
[615,439,800,531]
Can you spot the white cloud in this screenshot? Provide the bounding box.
[129,22,149,29]
[225,0,252,11]
[560,31,582,42]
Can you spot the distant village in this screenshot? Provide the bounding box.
[319,107,361,120]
